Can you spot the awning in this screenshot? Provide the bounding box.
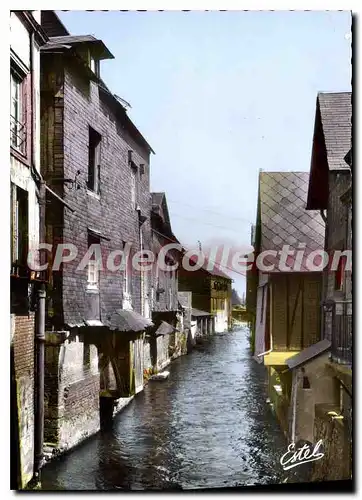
[286,339,331,370]
[84,320,104,327]
[109,309,153,332]
[178,293,191,310]
[155,321,176,337]
[263,351,300,367]
[88,227,111,241]
[191,308,212,317]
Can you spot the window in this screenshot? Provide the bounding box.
[87,233,100,289]
[123,242,132,295]
[302,376,311,389]
[10,71,25,152]
[88,127,101,194]
[11,184,28,271]
[335,255,346,291]
[90,57,100,78]
[128,150,138,210]
[131,168,136,209]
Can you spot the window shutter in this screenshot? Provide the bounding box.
[95,140,101,195]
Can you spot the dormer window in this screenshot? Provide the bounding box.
[90,56,100,78]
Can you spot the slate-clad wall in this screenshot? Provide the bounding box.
[40,50,152,459]
[41,56,152,327]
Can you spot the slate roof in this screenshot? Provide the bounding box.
[108,309,153,332]
[151,192,164,208]
[232,289,242,306]
[42,35,114,59]
[201,257,232,280]
[318,92,352,171]
[178,293,191,309]
[155,321,176,337]
[191,308,212,317]
[259,172,325,272]
[287,339,331,370]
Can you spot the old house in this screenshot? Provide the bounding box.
[250,171,325,435]
[10,11,48,489]
[178,256,232,337]
[143,192,184,374]
[39,11,154,454]
[286,92,352,480]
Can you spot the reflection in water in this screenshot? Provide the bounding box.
[41,327,287,490]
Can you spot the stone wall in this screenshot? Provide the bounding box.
[11,313,35,488]
[44,331,100,453]
[143,337,152,373]
[291,353,340,443]
[40,54,152,330]
[312,403,352,481]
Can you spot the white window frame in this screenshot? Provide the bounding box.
[10,71,25,152]
[122,243,133,309]
[87,258,99,290]
[11,183,28,268]
[87,237,101,290]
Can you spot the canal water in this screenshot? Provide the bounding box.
[41,326,288,490]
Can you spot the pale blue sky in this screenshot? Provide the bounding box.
[57,10,351,295]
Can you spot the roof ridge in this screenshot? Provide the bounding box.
[318,91,352,96]
[260,171,310,175]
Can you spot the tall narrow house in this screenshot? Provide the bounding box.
[250,171,325,435]
[288,92,352,480]
[10,11,48,489]
[40,12,154,454]
[178,257,232,335]
[306,92,352,358]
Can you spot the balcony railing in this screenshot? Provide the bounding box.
[10,115,26,154]
[324,300,352,366]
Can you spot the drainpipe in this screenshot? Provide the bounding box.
[139,212,144,316]
[33,284,46,482]
[291,370,299,443]
[33,182,46,482]
[31,30,46,484]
